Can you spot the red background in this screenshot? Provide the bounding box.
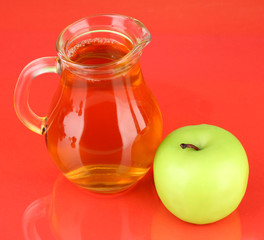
[1,0,264,239]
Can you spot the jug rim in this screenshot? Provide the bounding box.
[56,14,152,73]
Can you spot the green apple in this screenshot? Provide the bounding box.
[153,124,249,224]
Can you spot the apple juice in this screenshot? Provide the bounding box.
[45,38,163,193]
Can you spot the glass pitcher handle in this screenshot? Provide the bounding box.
[14,57,60,135]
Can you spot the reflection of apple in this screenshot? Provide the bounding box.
[151,203,241,240]
[153,124,249,224]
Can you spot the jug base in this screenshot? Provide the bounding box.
[64,164,150,193]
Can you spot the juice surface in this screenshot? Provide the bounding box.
[67,38,130,65]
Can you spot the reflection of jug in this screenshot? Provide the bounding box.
[23,173,159,240]
[14,15,163,193]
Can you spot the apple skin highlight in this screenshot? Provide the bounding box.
[153,124,249,224]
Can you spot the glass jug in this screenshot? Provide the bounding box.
[14,15,163,193]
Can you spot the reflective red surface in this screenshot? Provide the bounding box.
[1,0,264,239]
[22,173,244,240]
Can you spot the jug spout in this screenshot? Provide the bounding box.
[129,17,152,53]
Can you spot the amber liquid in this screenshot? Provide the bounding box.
[45,38,162,193]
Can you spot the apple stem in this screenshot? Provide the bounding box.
[180,144,200,151]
